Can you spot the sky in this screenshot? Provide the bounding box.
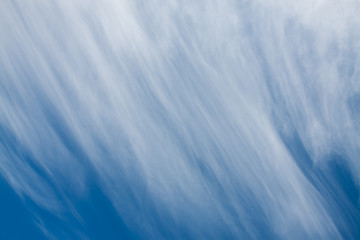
[0,0,360,239]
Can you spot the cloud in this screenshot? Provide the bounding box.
[0,0,359,239]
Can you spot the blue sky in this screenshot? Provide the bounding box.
[0,0,359,239]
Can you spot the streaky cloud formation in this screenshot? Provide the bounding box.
[0,0,359,239]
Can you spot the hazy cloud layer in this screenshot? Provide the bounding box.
[1,0,359,239]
